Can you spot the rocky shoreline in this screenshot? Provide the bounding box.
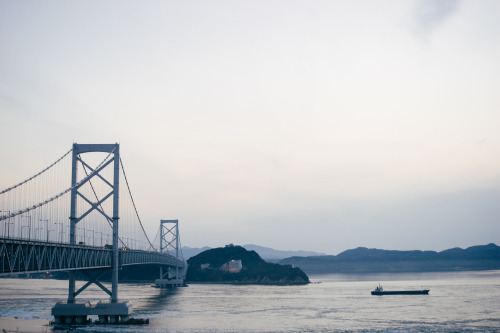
[188,276,309,285]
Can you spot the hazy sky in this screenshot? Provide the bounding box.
[1,0,499,254]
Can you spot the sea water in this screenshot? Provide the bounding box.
[1,270,499,332]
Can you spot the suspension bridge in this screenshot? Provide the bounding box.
[0,143,186,324]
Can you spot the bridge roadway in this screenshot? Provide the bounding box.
[0,238,185,276]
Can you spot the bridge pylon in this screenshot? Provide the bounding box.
[52,143,132,324]
[155,219,186,288]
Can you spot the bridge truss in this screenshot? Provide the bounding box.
[0,239,183,276]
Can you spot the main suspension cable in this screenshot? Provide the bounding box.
[152,225,161,250]
[0,148,115,222]
[119,157,158,252]
[0,148,72,195]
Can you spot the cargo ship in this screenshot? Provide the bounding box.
[371,284,429,295]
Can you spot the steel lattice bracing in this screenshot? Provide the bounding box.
[160,219,180,257]
[68,143,121,303]
[0,238,184,276]
[155,219,186,288]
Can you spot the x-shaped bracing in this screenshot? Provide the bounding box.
[161,225,178,252]
[74,269,112,298]
[73,156,114,225]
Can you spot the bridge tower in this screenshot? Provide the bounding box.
[155,219,186,288]
[52,143,132,324]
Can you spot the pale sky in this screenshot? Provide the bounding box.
[1,0,499,254]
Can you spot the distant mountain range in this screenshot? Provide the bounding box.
[182,246,212,260]
[242,244,326,260]
[279,243,500,274]
[182,243,500,274]
[181,244,325,260]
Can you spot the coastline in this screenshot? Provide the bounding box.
[186,280,310,285]
[0,317,51,333]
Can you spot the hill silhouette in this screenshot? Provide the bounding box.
[181,244,325,260]
[187,245,309,285]
[279,243,500,274]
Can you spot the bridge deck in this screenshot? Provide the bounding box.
[0,238,184,276]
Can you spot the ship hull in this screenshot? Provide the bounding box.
[371,290,429,295]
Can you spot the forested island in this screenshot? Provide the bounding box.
[186,245,310,285]
[279,243,500,274]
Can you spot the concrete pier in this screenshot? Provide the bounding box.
[93,300,133,323]
[51,302,92,325]
[51,300,132,325]
[154,278,184,288]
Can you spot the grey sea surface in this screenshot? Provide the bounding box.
[0,270,499,332]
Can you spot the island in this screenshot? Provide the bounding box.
[186,244,310,285]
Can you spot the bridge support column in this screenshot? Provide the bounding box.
[52,143,131,326]
[111,144,120,303]
[68,271,76,303]
[68,146,78,303]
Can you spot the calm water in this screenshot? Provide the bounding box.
[1,271,499,332]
